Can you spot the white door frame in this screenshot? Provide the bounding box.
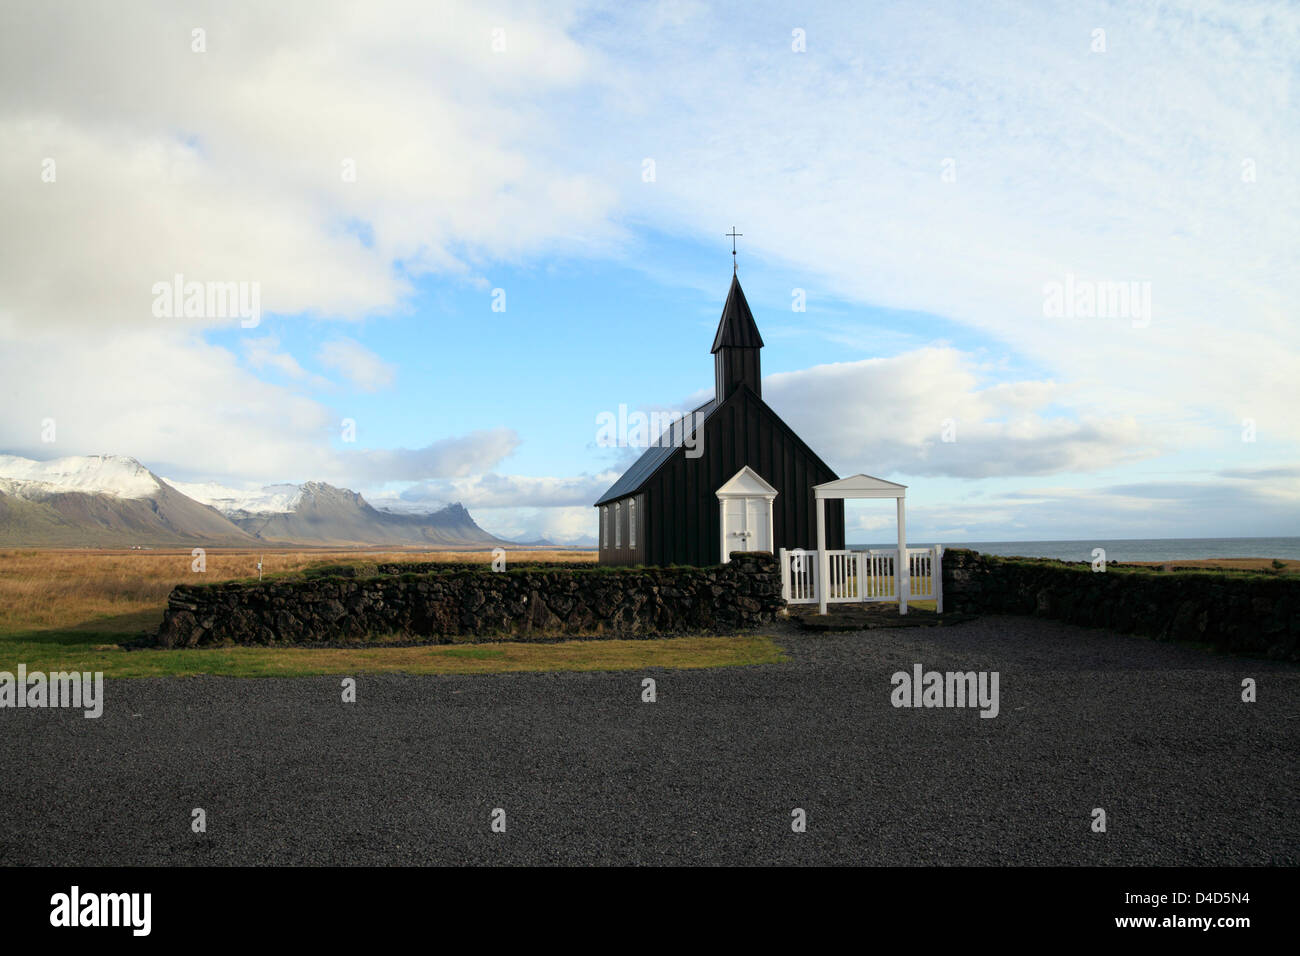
[716,466,778,563]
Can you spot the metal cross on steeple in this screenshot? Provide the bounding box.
[726,226,742,274]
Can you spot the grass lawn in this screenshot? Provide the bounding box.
[0,632,786,679]
[0,548,783,678]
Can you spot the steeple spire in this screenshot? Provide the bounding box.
[711,273,763,400]
[711,274,764,352]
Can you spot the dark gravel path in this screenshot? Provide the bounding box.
[2,615,1296,865]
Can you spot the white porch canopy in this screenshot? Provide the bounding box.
[814,474,908,616]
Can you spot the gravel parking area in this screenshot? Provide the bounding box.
[1,615,1296,865]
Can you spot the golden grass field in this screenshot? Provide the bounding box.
[0,547,785,678]
[0,548,594,636]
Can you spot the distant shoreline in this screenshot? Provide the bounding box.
[849,536,1300,564]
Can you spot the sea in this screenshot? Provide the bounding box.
[845,537,1300,563]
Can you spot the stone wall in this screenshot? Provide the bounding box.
[942,548,1299,660]
[154,552,782,647]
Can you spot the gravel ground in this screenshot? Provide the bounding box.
[1,615,1296,866]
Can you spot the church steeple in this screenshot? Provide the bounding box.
[711,274,763,400]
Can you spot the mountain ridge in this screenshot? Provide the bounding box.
[0,454,512,549]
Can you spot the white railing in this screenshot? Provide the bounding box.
[780,548,818,604]
[906,548,938,603]
[859,549,901,601]
[825,550,857,602]
[780,546,944,612]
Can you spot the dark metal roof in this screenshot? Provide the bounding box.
[593,399,717,505]
[710,274,764,352]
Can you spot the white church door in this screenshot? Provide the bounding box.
[716,466,778,562]
[722,498,759,554]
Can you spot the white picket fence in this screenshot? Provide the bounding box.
[779,546,943,613]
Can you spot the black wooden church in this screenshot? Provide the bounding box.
[595,270,845,566]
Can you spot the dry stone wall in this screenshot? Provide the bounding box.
[155,552,782,647]
[942,548,1298,659]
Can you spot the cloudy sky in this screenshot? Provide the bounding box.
[1,0,1296,544]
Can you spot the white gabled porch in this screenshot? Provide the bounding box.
[779,473,943,615]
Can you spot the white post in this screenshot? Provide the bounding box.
[933,545,943,614]
[896,496,908,615]
[719,499,728,564]
[779,548,789,602]
[816,496,828,615]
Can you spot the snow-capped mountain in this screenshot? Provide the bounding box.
[0,454,253,546]
[0,453,163,499]
[163,479,307,516]
[0,454,510,548]
[175,479,508,547]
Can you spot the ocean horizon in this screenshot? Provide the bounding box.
[844,536,1300,563]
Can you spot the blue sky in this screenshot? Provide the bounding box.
[1,0,1296,544]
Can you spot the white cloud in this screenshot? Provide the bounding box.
[0,0,615,488]
[590,0,1300,443]
[472,505,599,545]
[911,473,1300,542]
[0,324,518,486]
[352,429,522,483]
[375,471,619,511]
[316,338,396,392]
[760,347,1158,478]
[243,336,332,388]
[0,1,619,335]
